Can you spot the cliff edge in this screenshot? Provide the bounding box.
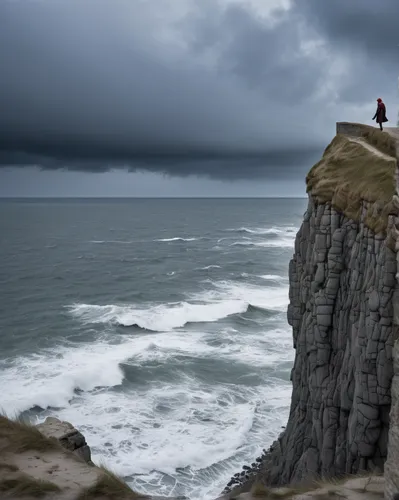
[224,123,399,497]
[0,415,150,499]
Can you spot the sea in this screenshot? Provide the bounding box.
[0,197,307,499]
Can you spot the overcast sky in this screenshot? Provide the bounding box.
[0,0,398,197]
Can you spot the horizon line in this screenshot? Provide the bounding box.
[0,196,307,200]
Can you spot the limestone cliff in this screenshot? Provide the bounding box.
[224,123,399,496]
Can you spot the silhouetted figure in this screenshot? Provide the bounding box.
[372,98,388,130]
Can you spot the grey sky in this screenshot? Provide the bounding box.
[0,0,397,196]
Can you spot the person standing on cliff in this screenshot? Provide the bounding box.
[372,98,388,130]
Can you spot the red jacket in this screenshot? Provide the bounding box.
[373,102,388,123]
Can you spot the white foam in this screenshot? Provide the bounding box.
[194,280,289,312]
[69,300,248,331]
[198,265,221,270]
[0,342,125,415]
[260,274,285,280]
[227,226,298,236]
[155,237,200,242]
[0,321,293,417]
[32,372,292,499]
[0,314,294,500]
[215,327,294,367]
[89,240,135,244]
[230,239,294,249]
[0,329,220,415]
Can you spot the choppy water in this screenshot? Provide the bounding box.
[0,198,306,499]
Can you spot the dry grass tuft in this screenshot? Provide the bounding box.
[249,473,383,499]
[306,134,396,234]
[250,479,326,498]
[251,482,298,498]
[77,466,147,499]
[0,463,19,472]
[362,128,397,158]
[0,475,61,498]
[0,415,61,454]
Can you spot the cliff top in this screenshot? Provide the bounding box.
[306,123,397,234]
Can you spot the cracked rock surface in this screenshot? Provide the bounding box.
[224,197,397,494]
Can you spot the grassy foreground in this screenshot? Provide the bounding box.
[77,467,147,499]
[0,415,61,454]
[0,414,145,499]
[0,475,61,498]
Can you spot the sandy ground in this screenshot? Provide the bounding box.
[220,476,385,500]
[0,448,100,499]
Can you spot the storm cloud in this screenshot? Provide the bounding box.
[0,0,397,180]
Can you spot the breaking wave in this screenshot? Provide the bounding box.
[155,237,202,242]
[69,300,249,331]
[226,226,298,236]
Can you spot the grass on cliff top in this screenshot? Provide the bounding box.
[0,414,61,454]
[0,463,18,472]
[0,475,61,498]
[306,134,396,234]
[361,127,397,158]
[77,466,147,500]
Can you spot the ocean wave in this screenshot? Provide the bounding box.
[198,265,221,270]
[69,275,288,331]
[40,379,272,477]
[69,300,249,331]
[155,237,201,242]
[226,226,298,236]
[89,240,135,244]
[32,371,292,499]
[240,273,286,283]
[0,330,210,414]
[0,342,126,414]
[194,280,288,312]
[229,239,294,249]
[0,323,293,416]
[260,274,285,280]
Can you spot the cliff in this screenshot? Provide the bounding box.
[223,123,399,498]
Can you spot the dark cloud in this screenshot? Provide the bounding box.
[294,0,399,59]
[0,0,396,180]
[291,0,399,105]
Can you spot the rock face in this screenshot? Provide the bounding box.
[36,416,92,463]
[281,199,396,481]
[385,340,399,499]
[384,132,399,500]
[224,125,399,496]
[224,198,398,493]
